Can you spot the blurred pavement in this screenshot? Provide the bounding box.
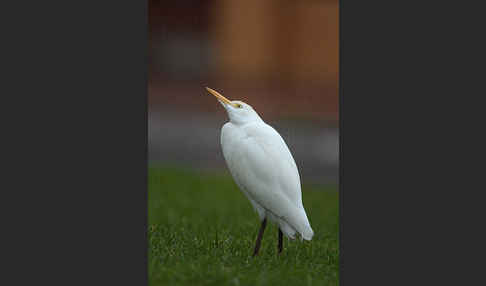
[149,109,339,185]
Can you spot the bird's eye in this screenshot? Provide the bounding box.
[236,104,242,108]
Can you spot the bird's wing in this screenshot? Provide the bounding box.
[221,122,311,236]
[242,122,303,207]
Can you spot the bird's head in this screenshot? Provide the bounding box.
[205,87,263,125]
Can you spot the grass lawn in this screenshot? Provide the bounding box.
[148,165,339,286]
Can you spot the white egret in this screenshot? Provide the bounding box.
[205,87,314,256]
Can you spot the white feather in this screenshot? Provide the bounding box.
[221,121,314,240]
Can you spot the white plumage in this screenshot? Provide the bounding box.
[205,87,313,254]
[221,119,314,240]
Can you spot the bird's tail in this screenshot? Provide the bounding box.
[300,224,314,241]
[289,208,314,241]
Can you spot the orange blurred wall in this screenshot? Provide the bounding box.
[211,0,339,86]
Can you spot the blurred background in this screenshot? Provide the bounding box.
[149,0,339,185]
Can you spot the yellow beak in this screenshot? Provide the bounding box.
[205,87,237,108]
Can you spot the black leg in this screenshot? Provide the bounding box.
[278,228,283,254]
[252,218,267,257]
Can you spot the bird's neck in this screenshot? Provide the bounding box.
[230,116,264,126]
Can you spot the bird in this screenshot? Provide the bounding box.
[205,87,314,256]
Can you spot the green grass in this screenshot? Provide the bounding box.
[148,165,339,286]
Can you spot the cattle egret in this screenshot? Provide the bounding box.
[205,87,314,256]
